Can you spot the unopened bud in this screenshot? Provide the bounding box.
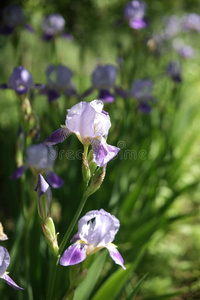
[84,165,106,198]
[82,153,91,183]
[35,174,52,220]
[41,216,59,256]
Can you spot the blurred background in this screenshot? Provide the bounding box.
[0,0,200,299]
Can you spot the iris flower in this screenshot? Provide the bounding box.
[60,209,126,269]
[10,144,63,189]
[123,0,147,30]
[43,100,119,167]
[0,246,23,290]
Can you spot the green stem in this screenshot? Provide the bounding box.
[47,192,89,300]
[59,192,88,254]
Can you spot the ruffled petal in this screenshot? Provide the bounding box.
[43,127,71,145]
[46,171,64,189]
[10,165,26,180]
[1,274,24,290]
[0,246,10,277]
[106,244,126,270]
[98,89,115,103]
[60,243,87,266]
[90,138,119,167]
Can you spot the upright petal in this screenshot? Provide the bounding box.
[46,171,64,189]
[1,273,24,290]
[43,127,71,145]
[106,243,126,270]
[60,243,87,266]
[0,246,10,277]
[90,138,119,167]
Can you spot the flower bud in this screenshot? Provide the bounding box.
[41,217,59,256]
[84,165,106,198]
[82,152,91,183]
[35,174,52,220]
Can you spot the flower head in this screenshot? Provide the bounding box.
[9,66,34,94]
[42,13,72,41]
[0,246,23,290]
[43,100,119,167]
[130,79,156,113]
[60,209,126,269]
[182,13,200,32]
[0,4,34,35]
[123,0,147,30]
[10,144,63,189]
[40,64,76,102]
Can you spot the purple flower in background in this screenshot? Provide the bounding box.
[10,144,63,189]
[161,15,182,40]
[172,38,196,58]
[40,64,76,102]
[0,66,43,95]
[0,246,23,290]
[83,64,127,102]
[123,0,147,30]
[166,61,182,83]
[42,13,72,41]
[182,13,200,32]
[60,209,126,269]
[43,100,119,167]
[130,79,156,113]
[0,4,34,35]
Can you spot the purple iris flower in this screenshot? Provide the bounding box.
[130,79,156,113]
[42,13,72,41]
[172,38,195,58]
[60,209,126,269]
[83,65,127,102]
[182,13,200,32]
[166,61,182,83]
[161,15,182,40]
[0,4,34,35]
[43,100,119,167]
[40,64,76,102]
[0,246,23,290]
[10,144,64,189]
[123,0,147,30]
[0,66,43,95]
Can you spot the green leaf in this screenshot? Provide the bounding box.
[143,291,182,300]
[92,248,145,300]
[127,273,148,300]
[73,250,107,300]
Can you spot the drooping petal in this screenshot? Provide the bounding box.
[47,89,60,103]
[62,32,73,40]
[90,138,119,167]
[60,243,87,266]
[98,89,115,103]
[0,246,10,277]
[46,171,64,189]
[10,165,26,180]
[43,127,71,145]
[0,83,8,89]
[106,243,126,270]
[129,18,146,29]
[1,273,24,290]
[138,102,151,114]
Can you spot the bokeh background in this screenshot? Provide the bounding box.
[0,0,200,299]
